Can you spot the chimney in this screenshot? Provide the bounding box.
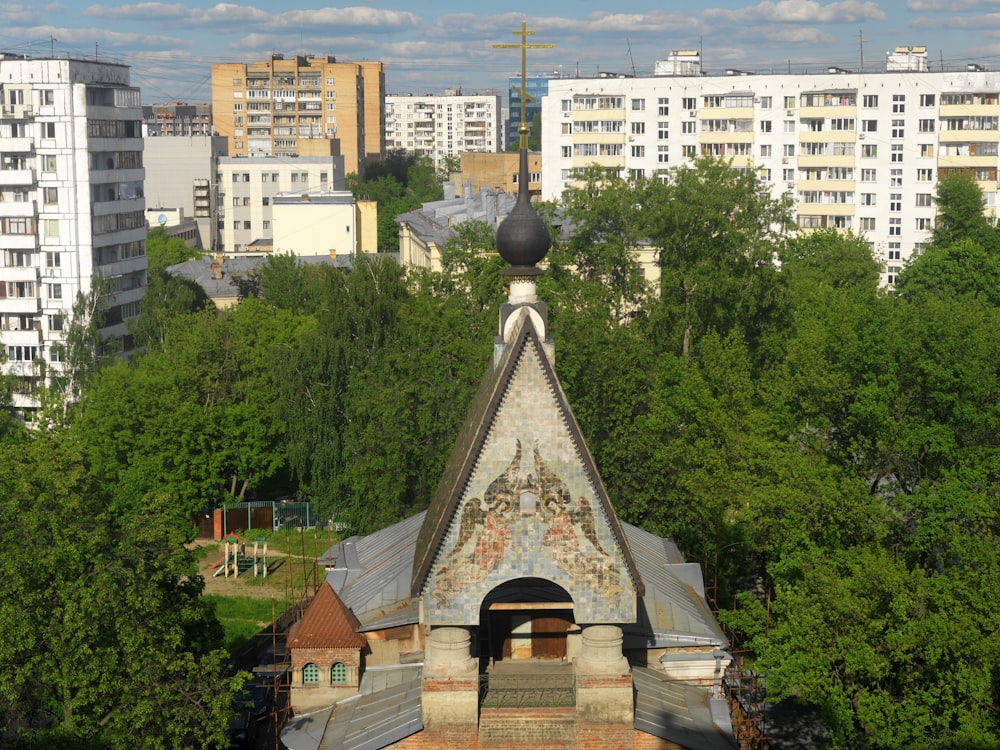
[443,181,456,200]
[211,261,223,280]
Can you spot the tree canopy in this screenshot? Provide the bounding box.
[5,163,999,749]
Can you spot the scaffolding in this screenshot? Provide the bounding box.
[228,528,331,749]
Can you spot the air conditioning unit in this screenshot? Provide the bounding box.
[787,182,795,189]
[782,157,789,164]
[787,109,794,115]
[688,111,696,117]
[859,133,865,140]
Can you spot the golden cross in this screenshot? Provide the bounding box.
[493,20,554,148]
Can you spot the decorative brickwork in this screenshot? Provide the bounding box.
[385,722,686,749]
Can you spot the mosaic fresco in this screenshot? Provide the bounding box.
[424,341,635,625]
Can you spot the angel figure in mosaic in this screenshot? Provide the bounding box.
[432,440,520,607]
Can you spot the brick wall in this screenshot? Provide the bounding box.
[386,722,688,749]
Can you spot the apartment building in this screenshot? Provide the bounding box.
[143,102,212,136]
[144,135,228,251]
[542,47,1000,285]
[0,55,146,410]
[211,55,384,179]
[216,155,346,254]
[385,90,502,169]
[508,75,556,149]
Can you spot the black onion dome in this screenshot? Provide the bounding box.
[496,148,550,270]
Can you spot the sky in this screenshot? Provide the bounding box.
[2,1,1000,104]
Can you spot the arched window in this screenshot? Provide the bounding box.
[330,662,347,684]
[302,662,319,685]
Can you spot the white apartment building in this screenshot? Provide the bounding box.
[0,55,146,410]
[385,91,502,169]
[542,48,1000,285]
[216,155,346,254]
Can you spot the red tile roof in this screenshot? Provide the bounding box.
[289,581,366,650]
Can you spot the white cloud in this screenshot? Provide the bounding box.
[0,2,47,24]
[907,0,993,10]
[704,0,885,24]
[83,2,188,20]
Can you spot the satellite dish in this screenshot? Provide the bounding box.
[158,213,167,226]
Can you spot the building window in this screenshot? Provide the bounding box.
[658,145,669,163]
[44,220,59,238]
[783,120,795,132]
[682,145,696,157]
[863,95,878,108]
[890,194,901,212]
[49,283,62,300]
[919,119,935,133]
[44,187,57,205]
[915,193,933,207]
[561,146,571,158]
[629,168,644,179]
[760,96,772,109]
[917,168,933,181]
[783,144,795,157]
[891,120,904,138]
[42,123,56,138]
[681,121,695,134]
[783,168,794,181]
[631,122,645,135]
[631,145,645,158]
[331,662,347,685]
[243,221,251,230]
[861,120,877,133]
[658,122,669,139]
[892,94,905,113]
[920,144,934,157]
[861,144,877,158]
[919,94,935,107]
[40,89,54,105]
[303,663,319,685]
[889,217,902,236]
[682,97,696,110]
[262,220,270,230]
[891,144,903,162]
[860,217,876,231]
[784,96,795,108]
[760,144,772,157]
[916,217,932,230]
[631,98,645,111]
[45,252,60,268]
[760,120,772,133]
[43,155,57,173]
[860,193,876,206]
[658,98,669,116]
[891,168,903,187]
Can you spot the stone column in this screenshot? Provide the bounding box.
[575,625,633,724]
[422,626,479,726]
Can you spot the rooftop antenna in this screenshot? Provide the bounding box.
[859,29,864,71]
[50,36,57,58]
[627,38,636,77]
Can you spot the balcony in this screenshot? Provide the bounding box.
[3,326,42,346]
[0,105,33,120]
[2,138,33,153]
[0,200,35,218]
[0,234,39,251]
[0,168,35,186]
[0,296,41,315]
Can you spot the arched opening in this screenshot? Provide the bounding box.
[479,578,575,663]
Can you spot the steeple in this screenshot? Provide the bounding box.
[493,21,554,308]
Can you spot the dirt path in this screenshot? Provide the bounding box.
[192,539,318,599]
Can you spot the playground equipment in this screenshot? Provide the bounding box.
[212,534,270,578]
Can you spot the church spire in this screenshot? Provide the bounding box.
[493,20,553,305]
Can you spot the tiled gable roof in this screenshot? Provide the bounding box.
[289,581,366,650]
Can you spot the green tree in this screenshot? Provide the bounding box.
[0,429,243,748]
[145,226,201,274]
[644,157,793,365]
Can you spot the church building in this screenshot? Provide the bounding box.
[281,48,736,749]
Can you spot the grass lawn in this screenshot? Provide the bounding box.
[205,595,280,653]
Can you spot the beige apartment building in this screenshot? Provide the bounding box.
[211,55,384,179]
